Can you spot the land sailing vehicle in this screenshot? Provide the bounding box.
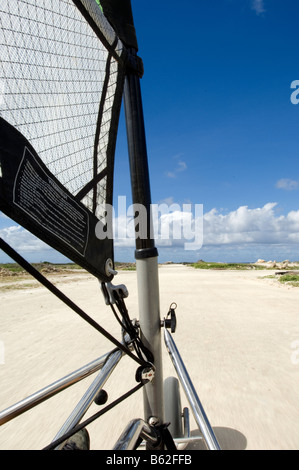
[0,0,221,451]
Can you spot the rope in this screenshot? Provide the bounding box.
[0,238,145,367]
[42,382,145,450]
[107,288,154,365]
[0,239,158,450]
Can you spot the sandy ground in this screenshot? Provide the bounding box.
[0,264,299,451]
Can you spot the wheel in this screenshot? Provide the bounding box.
[163,376,183,439]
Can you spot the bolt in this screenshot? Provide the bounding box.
[148,416,160,426]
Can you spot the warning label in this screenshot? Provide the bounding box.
[13,147,89,256]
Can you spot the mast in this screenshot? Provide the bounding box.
[101,0,164,429]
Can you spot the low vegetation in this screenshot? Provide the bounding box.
[115,262,136,271]
[191,261,263,270]
[0,261,136,278]
[0,262,83,276]
[278,274,299,287]
[0,261,137,292]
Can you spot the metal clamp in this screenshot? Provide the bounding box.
[163,302,177,333]
[101,282,129,306]
[135,364,155,384]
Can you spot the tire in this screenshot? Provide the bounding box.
[163,376,183,439]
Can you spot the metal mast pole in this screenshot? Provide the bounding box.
[123,68,163,427]
[101,0,164,432]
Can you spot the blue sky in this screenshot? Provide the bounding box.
[1,0,299,264]
[114,0,299,262]
[116,0,299,213]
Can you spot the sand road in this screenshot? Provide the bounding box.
[0,264,298,450]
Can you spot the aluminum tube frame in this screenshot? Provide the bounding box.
[135,257,163,425]
[0,351,114,426]
[52,347,124,449]
[164,327,221,451]
[113,419,159,450]
[124,59,164,431]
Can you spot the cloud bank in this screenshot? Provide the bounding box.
[202,203,299,246]
[1,202,299,261]
[0,226,50,253]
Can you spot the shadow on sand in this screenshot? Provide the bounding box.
[186,427,247,450]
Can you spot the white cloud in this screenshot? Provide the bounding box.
[203,203,299,246]
[165,171,176,179]
[177,161,187,172]
[2,203,299,262]
[165,157,187,179]
[251,0,266,15]
[276,178,299,191]
[113,202,299,252]
[0,226,50,252]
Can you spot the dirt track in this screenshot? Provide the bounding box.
[0,264,299,450]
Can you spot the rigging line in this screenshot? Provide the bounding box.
[76,168,107,201]
[109,292,155,365]
[71,0,127,65]
[109,302,142,360]
[0,238,144,367]
[42,382,145,451]
[92,49,114,214]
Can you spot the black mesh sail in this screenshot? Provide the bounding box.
[0,0,127,281]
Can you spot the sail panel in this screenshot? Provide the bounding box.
[0,0,126,280]
[74,0,125,54]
